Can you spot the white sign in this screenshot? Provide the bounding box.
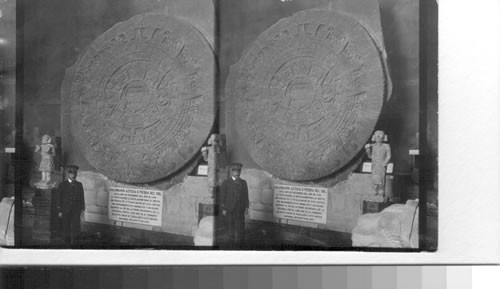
[409,149,420,155]
[273,184,328,224]
[197,164,208,176]
[108,187,163,226]
[361,162,394,174]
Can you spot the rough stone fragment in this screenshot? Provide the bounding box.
[62,13,214,183]
[351,199,419,248]
[193,216,215,246]
[226,9,386,181]
[0,197,15,246]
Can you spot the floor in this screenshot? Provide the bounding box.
[21,215,353,250]
[215,218,353,250]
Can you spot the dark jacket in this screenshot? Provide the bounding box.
[221,177,249,215]
[57,179,85,215]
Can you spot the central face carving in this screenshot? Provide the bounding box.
[286,78,316,112]
[122,80,151,113]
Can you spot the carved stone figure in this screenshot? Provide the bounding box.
[193,216,214,246]
[364,130,391,198]
[206,134,225,193]
[352,199,419,248]
[35,134,56,188]
[226,9,387,181]
[61,13,215,183]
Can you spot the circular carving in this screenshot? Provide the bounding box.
[226,9,386,181]
[65,14,214,183]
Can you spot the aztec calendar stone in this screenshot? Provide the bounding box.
[63,13,214,183]
[226,9,387,181]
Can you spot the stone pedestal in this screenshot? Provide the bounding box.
[32,187,55,243]
[198,203,217,223]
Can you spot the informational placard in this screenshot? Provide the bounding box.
[273,184,328,224]
[361,162,394,174]
[197,164,208,176]
[108,187,163,226]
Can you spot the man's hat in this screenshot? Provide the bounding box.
[229,163,243,171]
[65,165,79,173]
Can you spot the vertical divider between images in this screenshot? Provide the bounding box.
[14,0,24,249]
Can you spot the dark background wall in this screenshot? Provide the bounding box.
[21,0,166,125]
[21,0,434,181]
[21,0,170,170]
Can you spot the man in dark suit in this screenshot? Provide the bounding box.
[56,165,85,247]
[220,163,249,247]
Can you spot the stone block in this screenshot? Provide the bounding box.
[241,168,274,203]
[287,219,318,229]
[325,216,349,232]
[347,173,374,196]
[85,204,107,215]
[85,212,113,225]
[161,184,193,236]
[78,171,109,209]
[249,210,276,223]
[229,169,398,234]
[249,202,272,212]
[96,190,109,208]
[260,188,274,205]
[0,197,15,246]
[121,222,154,231]
[76,171,211,238]
[193,216,214,246]
[183,176,211,199]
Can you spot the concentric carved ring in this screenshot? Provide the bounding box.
[64,14,214,183]
[226,9,386,181]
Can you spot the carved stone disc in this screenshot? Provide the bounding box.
[226,9,386,181]
[64,14,214,183]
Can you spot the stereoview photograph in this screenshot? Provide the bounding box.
[0,0,437,251]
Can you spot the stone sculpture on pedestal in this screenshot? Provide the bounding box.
[32,134,59,244]
[364,130,391,199]
[194,134,226,246]
[34,134,56,189]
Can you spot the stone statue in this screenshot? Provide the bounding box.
[352,199,419,248]
[364,130,391,198]
[35,134,55,188]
